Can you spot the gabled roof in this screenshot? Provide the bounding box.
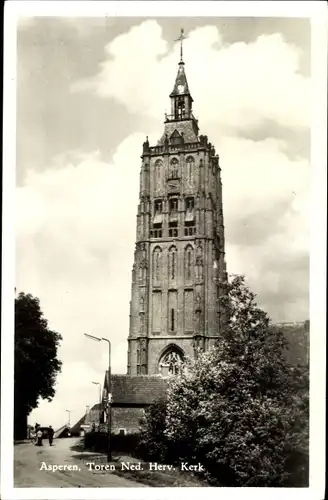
[170,129,181,138]
[54,424,70,439]
[170,62,192,99]
[104,374,168,405]
[70,417,85,434]
[70,403,101,433]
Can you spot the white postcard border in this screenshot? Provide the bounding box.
[2,2,327,499]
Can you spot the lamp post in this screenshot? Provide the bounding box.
[66,409,71,427]
[84,333,112,462]
[92,381,101,423]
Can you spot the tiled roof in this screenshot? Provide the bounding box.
[104,374,168,405]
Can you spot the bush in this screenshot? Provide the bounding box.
[111,433,140,454]
[136,400,175,463]
[84,431,107,453]
[84,431,141,455]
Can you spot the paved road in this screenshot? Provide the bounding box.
[14,437,143,487]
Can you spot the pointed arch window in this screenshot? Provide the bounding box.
[187,252,191,279]
[175,96,185,119]
[185,197,195,223]
[152,247,162,283]
[154,159,163,191]
[185,245,194,281]
[169,158,179,179]
[186,156,194,186]
[169,246,177,281]
[159,346,184,376]
[153,199,163,226]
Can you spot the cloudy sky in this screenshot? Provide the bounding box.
[16,16,310,429]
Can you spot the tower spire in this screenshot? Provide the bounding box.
[175,28,188,64]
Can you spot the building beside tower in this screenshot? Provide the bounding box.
[127,50,227,376]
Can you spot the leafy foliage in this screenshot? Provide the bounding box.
[15,292,63,415]
[136,399,174,463]
[141,276,309,486]
[84,431,140,454]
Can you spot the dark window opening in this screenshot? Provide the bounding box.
[187,251,192,280]
[154,200,163,214]
[151,229,162,239]
[175,97,185,119]
[169,220,178,237]
[170,308,175,331]
[169,198,178,213]
[184,227,196,236]
[185,198,194,211]
[185,220,195,227]
[170,252,176,280]
[169,228,178,238]
[153,199,163,227]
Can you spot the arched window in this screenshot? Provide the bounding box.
[170,158,179,178]
[152,247,162,283]
[184,245,194,281]
[168,246,177,280]
[154,159,162,191]
[159,347,184,376]
[186,156,194,185]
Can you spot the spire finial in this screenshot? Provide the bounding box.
[175,28,188,63]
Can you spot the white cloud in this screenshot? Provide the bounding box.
[221,135,309,320]
[72,21,310,132]
[220,136,309,214]
[17,134,143,428]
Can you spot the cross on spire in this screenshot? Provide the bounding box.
[175,28,188,63]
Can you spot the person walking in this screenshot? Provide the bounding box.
[48,425,54,446]
[36,428,43,446]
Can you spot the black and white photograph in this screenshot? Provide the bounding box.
[1,1,326,499]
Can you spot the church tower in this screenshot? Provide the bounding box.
[127,32,227,376]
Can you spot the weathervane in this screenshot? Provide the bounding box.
[175,28,188,63]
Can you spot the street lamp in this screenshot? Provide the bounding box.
[66,409,71,427]
[84,333,112,462]
[92,381,101,423]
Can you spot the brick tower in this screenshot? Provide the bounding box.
[127,35,227,376]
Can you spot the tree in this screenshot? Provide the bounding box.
[163,276,308,486]
[14,292,62,438]
[136,399,171,462]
